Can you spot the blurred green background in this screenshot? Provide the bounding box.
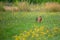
[0,0,60,40]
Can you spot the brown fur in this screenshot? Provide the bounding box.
[36,16,42,23]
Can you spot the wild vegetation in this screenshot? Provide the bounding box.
[0,0,60,40]
[0,12,60,40]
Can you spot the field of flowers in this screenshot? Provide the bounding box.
[14,26,60,40]
[0,12,60,40]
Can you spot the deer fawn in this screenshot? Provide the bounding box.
[36,16,42,23]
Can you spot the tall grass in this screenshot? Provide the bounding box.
[0,2,5,11]
[0,2,60,12]
[0,0,60,4]
[40,2,60,12]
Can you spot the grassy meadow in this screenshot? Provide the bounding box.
[0,12,60,40]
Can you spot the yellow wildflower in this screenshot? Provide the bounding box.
[23,31,30,37]
[20,37,26,40]
[29,29,32,33]
[22,38,26,40]
[26,32,30,36]
[46,29,49,33]
[35,34,39,37]
[39,26,45,31]
[14,35,19,40]
[34,27,39,32]
[31,35,34,38]
[15,37,19,40]
[40,32,46,36]
[31,31,35,37]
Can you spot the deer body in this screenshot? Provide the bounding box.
[36,16,42,23]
